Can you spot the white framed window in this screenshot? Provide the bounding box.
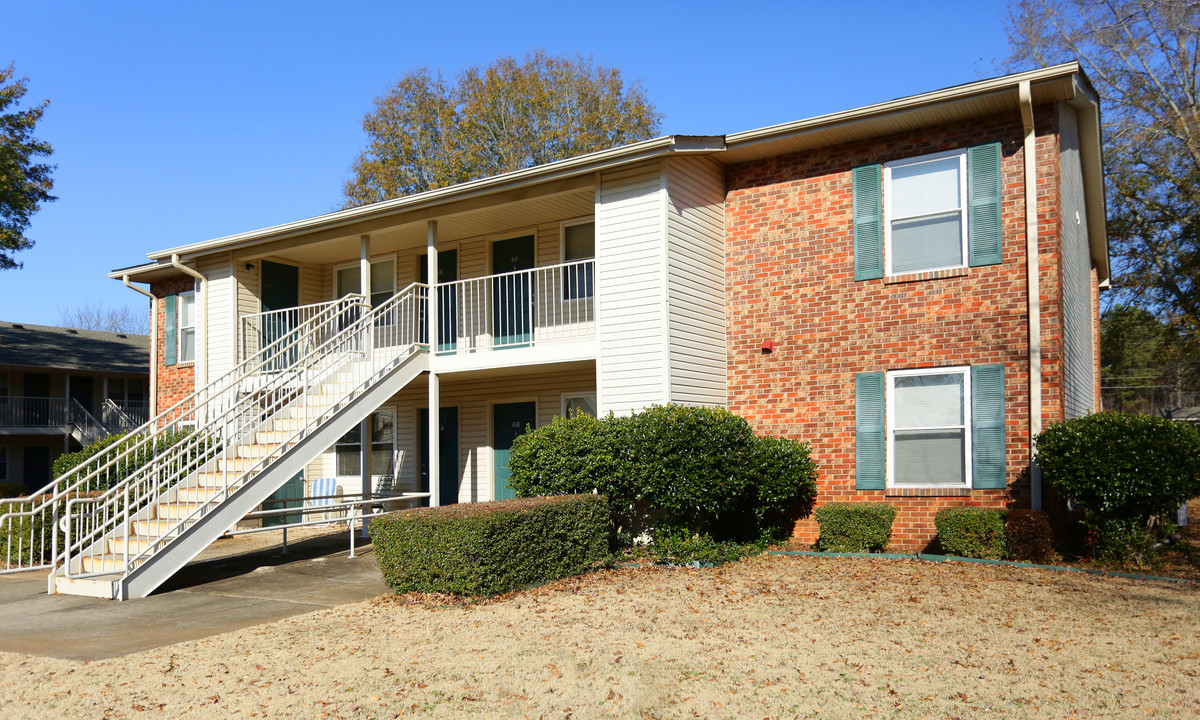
[335,257,396,308]
[886,366,971,488]
[178,290,196,363]
[335,408,396,493]
[884,149,968,275]
[561,393,597,418]
[560,218,595,300]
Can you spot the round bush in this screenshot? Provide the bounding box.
[1036,412,1200,558]
[507,404,818,543]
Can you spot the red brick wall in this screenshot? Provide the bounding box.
[151,275,196,421]
[724,108,1071,550]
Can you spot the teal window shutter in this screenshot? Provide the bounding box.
[852,164,884,280]
[971,364,1006,489]
[164,294,178,367]
[855,372,886,489]
[968,143,1003,267]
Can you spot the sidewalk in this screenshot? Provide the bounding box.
[0,528,388,661]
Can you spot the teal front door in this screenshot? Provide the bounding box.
[491,236,535,348]
[418,250,458,353]
[264,472,303,526]
[493,401,536,500]
[260,261,299,370]
[419,406,459,505]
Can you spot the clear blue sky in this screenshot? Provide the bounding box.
[2,0,1013,328]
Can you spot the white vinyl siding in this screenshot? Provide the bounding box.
[1058,104,1097,419]
[597,160,669,416]
[331,365,595,504]
[199,255,235,379]
[665,155,727,407]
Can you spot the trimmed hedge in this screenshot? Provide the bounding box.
[935,507,1008,559]
[507,405,818,543]
[370,494,610,596]
[814,503,896,552]
[1006,509,1054,563]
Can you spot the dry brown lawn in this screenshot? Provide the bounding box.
[1,554,1197,720]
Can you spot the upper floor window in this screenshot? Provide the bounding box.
[884,150,967,275]
[853,142,1002,281]
[561,219,595,300]
[336,258,396,308]
[178,291,196,363]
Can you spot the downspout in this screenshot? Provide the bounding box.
[122,275,157,418]
[170,254,208,392]
[1020,80,1044,510]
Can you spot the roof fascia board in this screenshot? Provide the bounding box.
[149,136,684,262]
[725,62,1083,150]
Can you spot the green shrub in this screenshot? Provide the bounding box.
[935,507,1008,559]
[645,530,762,567]
[1036,412,1200,561]
[369,494,610,596]
[814,503,896,552]
[1006,509,1054,563]
[52,429,212,494]
[507,405,818,544]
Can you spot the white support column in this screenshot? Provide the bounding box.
[360,234,373,533]
[427,221,440,507]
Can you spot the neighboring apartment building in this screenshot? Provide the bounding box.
[0,321,150,490]
[38,62,1103,598]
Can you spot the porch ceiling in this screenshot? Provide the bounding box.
[235,182,596,265]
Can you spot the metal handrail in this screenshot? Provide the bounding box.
[67,398,109,446]
[57,284,427,583]
[0,294,369,574]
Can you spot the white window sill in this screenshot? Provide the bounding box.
[885,487,972,497]
[884,267,970,285]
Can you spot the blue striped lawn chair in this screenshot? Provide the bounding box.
[310,477,341,524]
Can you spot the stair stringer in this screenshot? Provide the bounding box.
[111,351,427,600]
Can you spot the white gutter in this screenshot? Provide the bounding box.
[122,275,158,418]
[1020,80,1044,511]
[170,254,208,391]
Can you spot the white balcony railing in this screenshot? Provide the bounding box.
[427,259,595,355]
[240,260,596,363]
[0,397,69,428]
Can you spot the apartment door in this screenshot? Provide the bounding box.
[69,376,94,415]
[261,261,299,369]
[491,236,535,348]
[23,374,50,425]
[417,250,458,353]
[263,472,304,526]
[23,446,50,491]
[493,401,535,501]
[418,406,459,505]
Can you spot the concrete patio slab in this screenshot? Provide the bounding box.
[0,530,388,662]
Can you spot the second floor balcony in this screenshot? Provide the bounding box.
[239,259,596,373]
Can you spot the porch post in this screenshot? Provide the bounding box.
[427,221,440,507]
[359,234,373,534]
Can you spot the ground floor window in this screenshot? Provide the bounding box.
[562,393,597,418]
[887,367,971,488]
[335,408,395,492]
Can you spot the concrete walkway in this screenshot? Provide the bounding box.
[0,530,389,661]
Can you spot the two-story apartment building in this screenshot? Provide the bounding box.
[0,322,149,490]
[20,62,1102,599]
